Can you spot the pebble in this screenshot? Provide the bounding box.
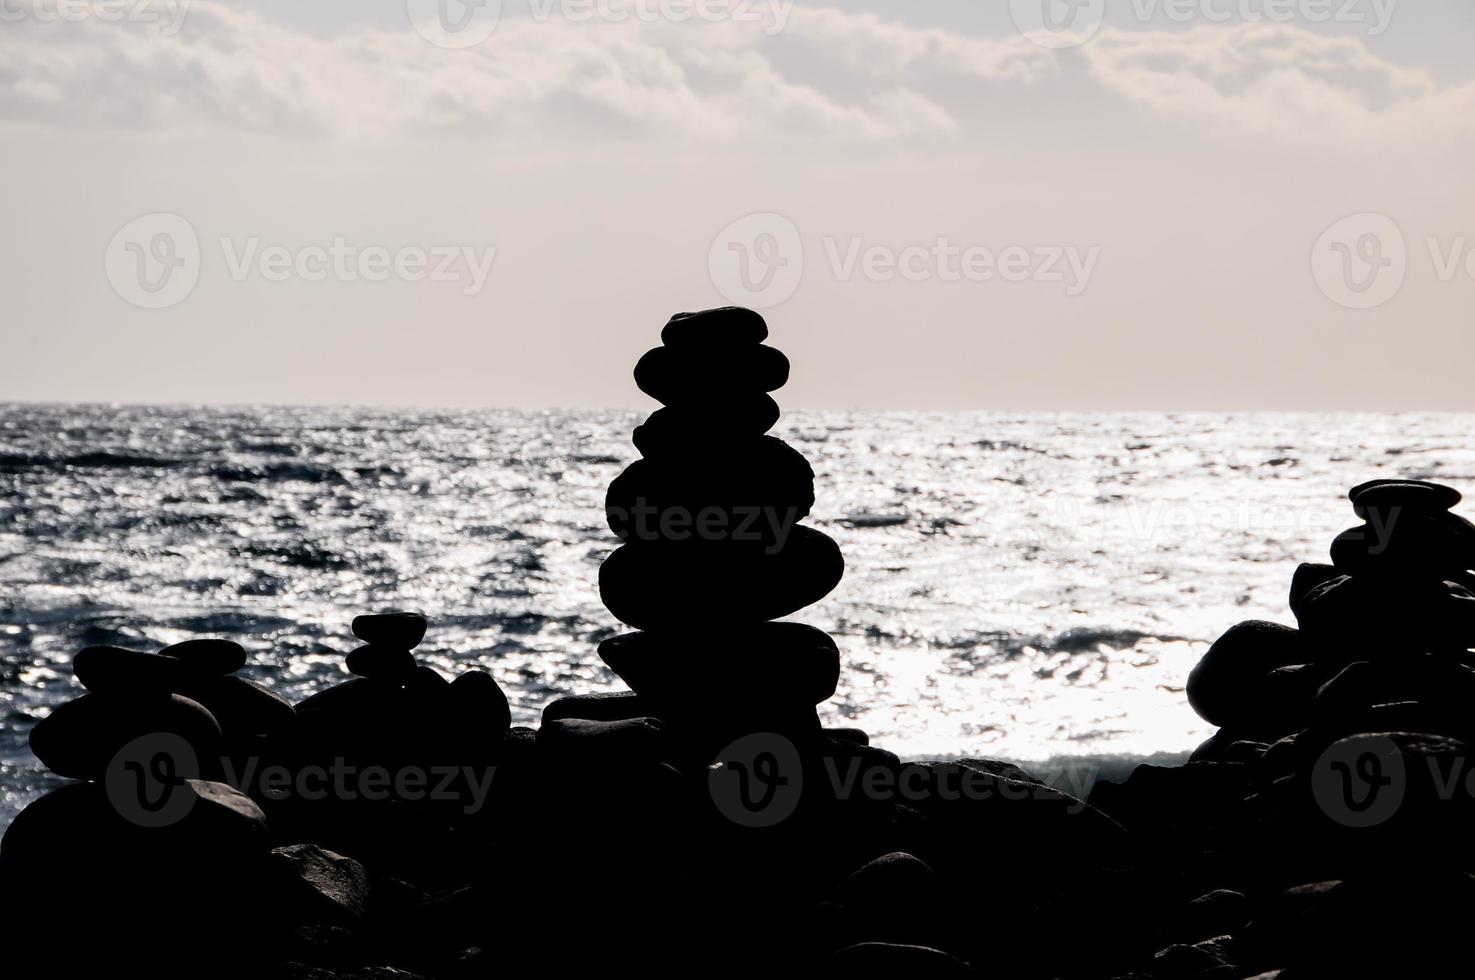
[351,613,427,649]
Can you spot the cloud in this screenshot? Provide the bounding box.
[0,3,1470,145]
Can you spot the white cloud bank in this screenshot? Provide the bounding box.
[1,3,1471,145]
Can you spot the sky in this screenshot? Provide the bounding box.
[2,0,1473,410]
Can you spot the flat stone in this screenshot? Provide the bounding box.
[351,612,427,649]
[1296,575,1475,650]
[29,692,222,781]
[542,691,650,724]
[1329,513,1475,578]
[72,645,184,694]
[598,525,844,630]
[598,623,841,712]
[606,436,814,544]
[659,307,768,347]
[158,638,248,675]
[632,396,781,457]
[345,644,418,680]
[831,942,977,977]
[1350,479,1461,515]
[535,717,671,768]
[270,844,371,923]
[633,344,789,406]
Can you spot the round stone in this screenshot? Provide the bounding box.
[158,638,248,675]
[1186,621,1311,728]
[73,646,184,694]
[29,693,222,781]
[633,344,789,407]
[659,307,768,347]
[606,436,815,544]
[598,525,844,630]
[345,644,417,680]
[350,612,427,649]
[632,396,780,457]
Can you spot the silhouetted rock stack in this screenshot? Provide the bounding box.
[1,640,278,974]
[283,612,511,861]
[1086,479,1475,978]
[593,308,846,756]
[1184,480,1475,750]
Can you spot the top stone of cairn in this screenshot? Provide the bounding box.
[659,307,768,347]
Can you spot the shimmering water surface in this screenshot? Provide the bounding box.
[3,405,1473,828]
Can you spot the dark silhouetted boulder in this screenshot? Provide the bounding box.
[1187,622,1311,729]
[633,396,781,457]
[29,692,222,780]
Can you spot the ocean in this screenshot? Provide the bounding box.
[3,404,1473,829]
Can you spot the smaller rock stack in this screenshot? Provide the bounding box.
[594,308,847,757]
[285,612,511,858]
[1187,479,1475,751]
[2,640,277,967]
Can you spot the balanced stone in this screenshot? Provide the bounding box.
[158,638,248,675]
[351,612,427,649]
[1328,512,1475,579]
[450,668,512,742]
[1296,574,1475,650]
[29,692,222,781]
[632,396,780,457]
[73,646,184,694]
[542,691,650,724]
[598,525,844,630]
[1288,563,1343,618]
[1186,621,1310,728]
[633,344,789,406]
[606,436,815,544]
[1350,479,1461,515]
[345,644,417,680]
[659,306,768,347]
[173,675,295,739]
[598,622,841,712]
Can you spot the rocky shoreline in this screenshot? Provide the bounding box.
[4,311,1474,979]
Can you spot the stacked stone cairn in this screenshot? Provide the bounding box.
[0,639,287,971]
[593,306,846,759]
[1086,479,1475,977]
[283,612,511,865]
